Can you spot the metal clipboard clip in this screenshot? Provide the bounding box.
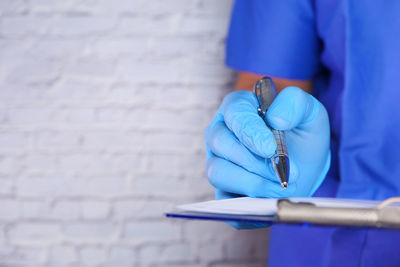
[277,197,400,229]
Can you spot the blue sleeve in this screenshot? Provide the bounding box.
[226,0,320,80]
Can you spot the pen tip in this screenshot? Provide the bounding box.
[282,182,288,189]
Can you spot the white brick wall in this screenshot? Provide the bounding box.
[0,0,270,266]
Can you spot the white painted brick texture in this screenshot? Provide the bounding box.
[0,0,269,266]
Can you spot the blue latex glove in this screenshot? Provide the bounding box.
[204,87,330,228]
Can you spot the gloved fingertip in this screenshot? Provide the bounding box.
[267,115,292,131]
[244,129,276,158]
[260,137,277,158]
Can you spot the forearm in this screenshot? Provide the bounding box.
[233,71,313,94]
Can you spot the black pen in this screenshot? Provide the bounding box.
[254,77,290,188]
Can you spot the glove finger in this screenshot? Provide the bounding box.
[206,121,274,179]
[206,156,296,198]
[204,110,224,145]
[266,86,322,131]
[215,188,242,200]
[221,91,277,158]
[205,111,224,161]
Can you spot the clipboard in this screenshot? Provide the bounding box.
[165,197,400,229]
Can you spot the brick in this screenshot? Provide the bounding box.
[17,176,128,197]
[48,17,117,37]
[8,222,60,242]
[0,17,51,37]
[0,109,8,124]
[0,241,14,257]
[132,0,198,15]
[112,199,141,220]
[113,199,172,220]
[50,176,127,197]
[138,244,162,264]
[48,245,77,264]
[94,108,148,126]
[80,246,107,266]
[6,58,61,85]
[139,242,192,264]
[83,176,130,197]
[116,60,180,83]
[197,241,224,262]
[82,132,142,150]
[27,0,76,14]
[52,200,80,220]
[0,199,19,220]
[108,246,135,266]
[57,154,113,174]
[16,177,60,197]
[122,221,180,242]
[132,175,188,198]
[150,87,191,108]
[195,0,234,17]
[182,221,233,242]
[95,107,129,123]
[186,176,214,199]
[61,108,96,124]
[63,222,115,241]
[72,0,137,15]
[142,110,206,132]
[147,37,208,60]
[191,86,227,108]
[0,85,49,108]
[175,61,233,84]
[0,132,29,150]
[0,178,13,196]
[90,38,150,59]
[49,80,108,101]
[176,153,206,173]
[81,200,110,220]
[27,39,83,60]
[177,16,229,36]
[103,86,154,107]
[115,16,178,37]
[21,200,50,219]
[35,131,81,149]
[13,246,47,264]
[143,154,179,174]
[0,40,31,69]
[0,156,23,175]
[112,154,143,173]
[63,57,116,79]
[0,224,6,240]
[144,132,196,152]
[8,108,60,124]
[161,243,192,262]
[0,0,27,15]
[58,176,127,197]
[120,59,230,85]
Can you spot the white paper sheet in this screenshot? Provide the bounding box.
[177,197,380,216]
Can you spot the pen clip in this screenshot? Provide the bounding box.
[253,77,278,119]
[254,79,267,118]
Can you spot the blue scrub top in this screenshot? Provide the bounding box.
[226,1,400,266]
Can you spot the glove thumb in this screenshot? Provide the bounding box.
[266,86,320,131]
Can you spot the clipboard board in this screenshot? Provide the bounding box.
[165,197,400,229]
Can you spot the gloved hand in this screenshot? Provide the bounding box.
[204,87,330,228]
